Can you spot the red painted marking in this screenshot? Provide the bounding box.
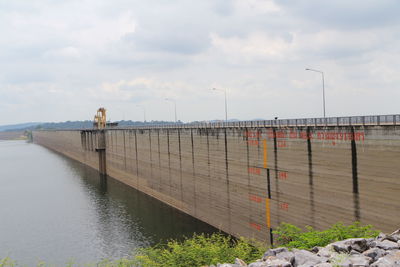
[249,222,262,231]
[289,131,298,139]
[245,131,261,139]
[279,202,289,211]
[248,167,261,175]
[278,171,288,180]
[268,130,287,139]
[249,194,263,203]
[316,131,365,142]
[285,131,365,142]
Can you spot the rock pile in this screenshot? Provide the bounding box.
[213,229,400,267]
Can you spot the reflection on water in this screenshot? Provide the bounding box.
[0,141,217,265]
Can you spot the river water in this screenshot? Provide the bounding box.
[0,140,217,265]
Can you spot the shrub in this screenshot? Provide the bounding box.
[132,233,267,267]
[273,222,379,250]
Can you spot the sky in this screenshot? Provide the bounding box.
[0,0,399,125]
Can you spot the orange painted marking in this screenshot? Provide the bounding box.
[263,139,267,168]
[266,198,271,228]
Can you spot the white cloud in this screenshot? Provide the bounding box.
[234,0,281,14]
[210,32,291,63]
[0,0,399,124]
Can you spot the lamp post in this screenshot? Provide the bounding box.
[136,105,146,122]
[306,68,326,118]
[165,98,177,123]
[212,87,228,123]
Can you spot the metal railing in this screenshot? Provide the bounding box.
[116,114,400,130]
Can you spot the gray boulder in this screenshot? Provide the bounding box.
[349,238,369,252]
[370,250,400,266]
[331,238,369,253]
[248,262,266,267]
[348,254,372,266]
[314,263,333,267]
[275,251,295,265]
[331,241,351,253]
[362,247,387,261]
[263,247,289,259]
[264,258,292,267]
[314,264,333,267]
[374,240,399,250]
[389,229,400,242]
[377,233,388,241]
[317,245,336,258]
[217,264,243,267]
[292,249,326,266]
[249,257,292,267]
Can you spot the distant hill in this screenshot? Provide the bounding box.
[0,120,181,132]
[0,122,42,132]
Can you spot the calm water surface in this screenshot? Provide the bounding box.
[0,140,217,265]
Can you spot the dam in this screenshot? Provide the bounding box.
[33,114,400,244]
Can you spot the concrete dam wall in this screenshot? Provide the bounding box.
[33,125,400,243]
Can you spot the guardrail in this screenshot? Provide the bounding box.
[115,114,400,129]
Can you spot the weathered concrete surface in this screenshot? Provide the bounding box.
[33,125,400,243]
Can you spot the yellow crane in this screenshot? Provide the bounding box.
[93,107,107,129]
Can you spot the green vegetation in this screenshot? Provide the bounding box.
[0,222,379,267]
[132,233,266,267]
[272,221,379,250]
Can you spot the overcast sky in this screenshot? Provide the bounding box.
[0,0,399,125]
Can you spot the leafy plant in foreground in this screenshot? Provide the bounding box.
[272,222,379,250]
[132,233,266,267]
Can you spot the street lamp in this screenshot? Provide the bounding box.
[306,68,326,118]
[212,87,228,123]
[165,98,177,123]
[136,105,146,122]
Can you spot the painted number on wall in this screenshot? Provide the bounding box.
[249,222,261,231]
[279,202,289,211]
[278,171,288,180]
[248,167,261,175]
[249,194,262,203]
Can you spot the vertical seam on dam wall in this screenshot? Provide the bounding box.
[167,129,172,196]
[178,129,183,204]
[206,129,212,213]
[351,126,361,221]
[224,128,232,232]
[157,130,162,191]
[307,127,315,227]
[134,130,139,186]
[272,128,280,224]
[266,168,273,245]
[245,127,251,227]
[123,130,127,171]
[149,130,153,184]
[191,129,197,216]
